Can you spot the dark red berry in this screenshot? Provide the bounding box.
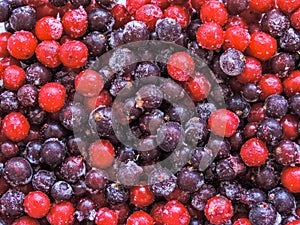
[24,191,50,218]
[281,166,300,193]
[248,0,274,13]
[35,16,63,41]
[135,4,163,30]
[183,73,211,102]
[240,137,269,167]
[164,5,190,28]
[259,74,283,100]
[3,65,26,91]
[126,0,151,14]
[111,4,131,29]
[162,200,190,225]
[12,216,40,225]
[2,112,30,142]
[281,114,299,140]
[291,8,300,30]
[196,22,224,50]
[95,207,118,225]
[237,56,262,84]
[200,1,228,26]
[62,7,88,38]
[167,52,194,81]
[35,40,61,68]
[88,140,115,169]
[191,0,206,11]
[75,69,104,97]
[46,202,75,225]
[283,70,300,97]
[0,32,11,58]
[233,218,252,225]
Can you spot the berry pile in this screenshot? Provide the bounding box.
[0,0,300,225]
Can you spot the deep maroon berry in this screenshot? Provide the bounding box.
[59,103,87,131]
[0,189,25,218]
[136,84,163,110]
[271,53,295,77]
[241,188,266,205]
[51,180,73,202]
[223,0,249,15]
[264,94,288,119]
[105,183,129,205]
[191,184,216,211]
[149,167,177,196]
[85,169,106,192]
[155,18,182,42]
[241,83,261,102]
[9,6,36,31]
[70,0,91,7]
[25,63,52,86]
[279,28,300,52]
[157,122,184,152]
[0,141,18,159]
[0,90,19,113]
[83,31,107,57]
[0,0,11,22]
[75,198,96,222]
[32,170,56,194]
[249,202,277,225]
[275,140,299,166]
[177,168,204,193]
[253,163,280,190]
[185,117,209,145]
[257,118,283,146]
[57,156,86,184]
[88,8,115,32]
[89,106,114,137]
[261,10,290,38]
[123,20,149,43]
[17,84,38,107]
[49,0,68,6]
[268,187,296,215]
[226,94,250,118]
[207,136,231,159]
[41,121,68,139]
[24,140,42,165]
[40,138,67,168]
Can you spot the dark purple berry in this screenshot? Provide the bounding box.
[123,20,149,43]
[155,18,182,42]
[24,140,42,165]
[0,90,19,114]
[32,170,56,194]
[40,138,67,168]
[249,202,277,225]
[105,183,129,205]
[264,94,288,119]
[51,180,73,202]
[268,187,296,215]
[149,167,177,196]
[17,84,38,107]
[0,189,25,218]
[220,48,246,76]
[83,31,107,57]
[177,167,204,192]
[279,28,300,52]
[9,5,36,31]
[88,8,114,32]
[257,118,283,146]
[191,184,216,211]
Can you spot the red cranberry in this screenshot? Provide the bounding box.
[281,166,300,193]
[75,70,104,97]
[225,16,248,30]
[38,82,66,113]
[35,16,63,41]
[12,216,39,225]
[62,7,88,38]
[286,221,300,225]
[2,112,30,142]
[164,5,190,28]
[162,200,190,225]
[130,185,155,207]
[46,202,75,225]
[283,70,300,97]
[134,4,163,30]
[240,137,269,167]
[35,40,61,68]
[126,211,154,225]
[191,0,206,11]
[196,22,224,50]
[150,202,165,225]
[3,65,26,91]
[126,0,151,14]
[0,32,11,58]
[223,26,250,52]
[248,0,274,13]
[200,1,228,26]
[277,0,300,14]
[205,195,233,225]
[111,4,131,29]
[88,139,115,169]
[233,218,252,225]
[259,74,283,100]
[237,57,262,84]
[291,8,300,30]
[281,114,299,140]
[167,52,195,81]
[95,207,118,225]
[24,191,51,218]
[84,90,113,111]
[208,109,240,137]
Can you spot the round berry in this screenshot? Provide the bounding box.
[46,202,75,225]
[3,65,26,91]
[0,32,11,58]
[259,74,283,100]
[277,0,300,14]
[220,48,246,76]
[2,112,30,142]
[281,114,299,140]
[164,5,190,28]
[24,191,50,218]
[58,40,88,68]
[286,221,300,225]
[240,138,269,167]
[200,1,228,26]
[291,8,300,30]
[9,6,36,31]
[264,94,288,119]
[248,0,274,13]
[183,73,211,102]
[126,0,151,14]
[62,7,88,38]
[130,185,155,208]
[233,218,252,225]
[111,4,131,29]
[75,70,104,97]
[95,207,118,225]
[123,20,149,42]
[38,82,66,113]
[283,70,300,97]
[89,140,115,169]
[223,26,250,52]
[155,18,182,42]
[162,200,190,225]
[205,195,233,225]
[135,4,163,30]
[281,166,300,193]
[167,52,194,81]
[35,16,63,40]
[247,32,277,61]
[35,40,61,68]
[237,56,262,84]
[208,109,239,137]
[7,31,37,60]
[249,202,277,225]
[196,22,224,50]
[127,211,154,225]
[224,0,249,15]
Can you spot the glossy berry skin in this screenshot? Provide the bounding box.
[183,73,211,102]
[277,0,300,14]
[162,200,190,225]
[130,185,155,207]
[240,138,269,167]
[237,57,262,84]
[3,65,26,91]
[134,4,162,30]
[248,0,274,13]
[75,70,104,97]
[62,8,88,38]
[167,52,194,81]
[200,1,228,26]
[281,166,300,193]
[196,22,224,50]
[38,82,66,113]
[111,4,131,29]
[208,109,239,137]
[95,207,118,225]
[291,8,300,30]
[7,31,38,60]
[35,16,63,40]
[46,202,75,225]
[12,216,40,225]
[126,211,154,225]
[24,191,50,218]
[283,70,300,97]
[233,218,252,225]
[259,74,283,100]
[247,32,277,61]
[0,32,11,58]
[164,5,190,28]
[205,195,233,225]
[281,114,299,140]
[126,0,151,14]
[35,40,61,68]
[2,112,30,142]
[89,139,115,169]
[223,26,250,52]
[84,90,112,110]
[58,40,88,68]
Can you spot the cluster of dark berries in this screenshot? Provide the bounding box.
[0,0,300,224]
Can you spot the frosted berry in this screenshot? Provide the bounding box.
[75,70,104,97]
[200,1,228,26]
[24,191,51,218]
[3,65,26,91]
[281,166,300,193]
[35,40,61,68]
[89,140,115,169]
[162,200,190,225]
[167,52,194,81]
[95,207,118,225]
[196,22,224,50]
[46,202,75,225]
[35,16,63,40]
[135,4,163,30]
[62,7,88,38]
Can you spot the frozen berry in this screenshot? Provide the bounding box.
[0,189,25,218]
[200,1,228,26]
[164,5,190,28]
[88,140,115,169]
[130,185,155,207]
[248,0,274,13]
[88,8,115,32]
[3,65,26,91]
[196,22,224,50]
[126,211,154,225]
[95,207,118,225]
[281,166,300,193]
[277,0,300,14]
[167,52,194,81]
[75,70,104,97]
[240,138,269,166]
[9,6,36,31]
[123,20,149,42]
[249,202,277,225]
[259,74,283,100]
[220,48,246,76]
[291,8,300,30]
[162,200,190,225]
[135,4,163,30]
[223,0,249,15]
[223,26,250,52]
[237,56,262,84]
[183,73,211,102]
[12,216,39,225]
[155,18,182,42]
[283,70,300,97]
[0,32,11,58]
[111,4,131,29]
[35,40,61,68]
[264,94,288,119]
[279,28,300,52]
[46,202,75,225]
[62,7,88,38]
[24,191,50,218]
[35,16,63,40]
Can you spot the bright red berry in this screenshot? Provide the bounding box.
[89,140,115,169]
[223,26,250,52]
[161,200,190,225]
[35,16,63,41]
[283,70,300,97]
[205,195,233,225]
[281,114,299,140]
[277,0,300,14]
[225,16,248,30]
[46,202,75,225]
[233,218,252,225]
[200,1,228,26]
[281,166,300,193]
[208,109,240,137]
[291,8,300,30]
[95,207,118,225]
[75,70,104,97]
[259,74,283,100]
[24,191,51,218]
[7,31,38,60]
[126,211,154,225]
[38,82,66,113]
[62,7,88,38]
[247,32,277,61]
[130,185,155,207]
[191,0,207,11]
[35,40,61,68]
[3,65,26,91]
[59,40,88,68]
[2,112,30,142]
[286,221,300,225]
[164,5,190,28]
[84,90,113,111]
[151,0,169,9]
[0,32,11,58]
[183,73,211,102]
[126,0,151,14]
[134,4,163,30]
[236,57,262,84]
[167,52,195,81]
[240,137,269,167]
[111,4,131,29]
[196,22,224,50]
[248,0,274,13]
[12,216,40,225]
